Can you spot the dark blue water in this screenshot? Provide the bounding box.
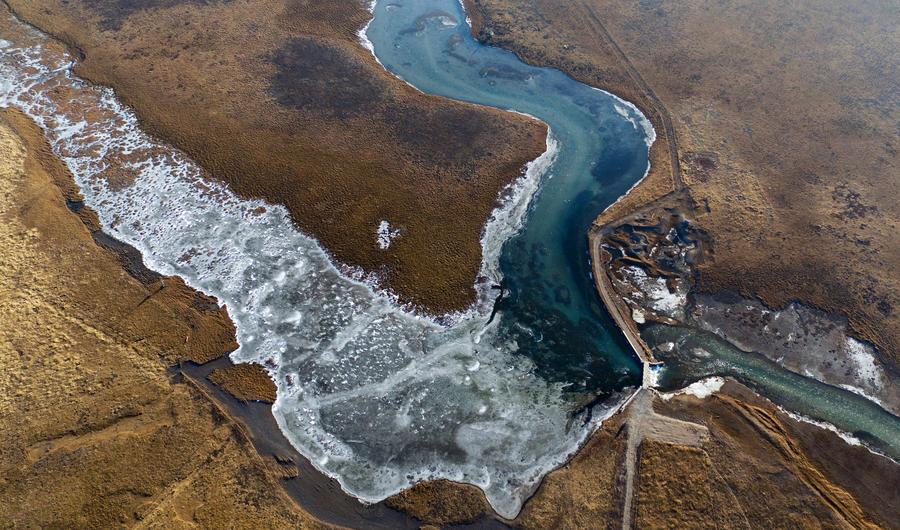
[367,0,651,394]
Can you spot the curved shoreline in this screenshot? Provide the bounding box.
[0,5,647,519]
[3,3,896,524]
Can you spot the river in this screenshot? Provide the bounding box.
[2,0,895,521]
[0,1,652,517]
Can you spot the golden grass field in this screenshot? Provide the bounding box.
[0,108,327,528]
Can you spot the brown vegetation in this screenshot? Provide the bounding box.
[526,382,896,528]
[0,108,326,527]
[466,0,900,371]
[208,362,278,403]
[391,380,899,528]
[7,0,547,314]
[385,480,491,527]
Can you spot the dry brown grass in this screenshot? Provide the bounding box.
[0,108,327,528]
[7,0,547,314]
[385,480,491,527]
[208,362,277,403]
[511,382,896,529]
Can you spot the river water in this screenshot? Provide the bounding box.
[364,0,651,395]
[645,325,900,460]
[0,1,652,516]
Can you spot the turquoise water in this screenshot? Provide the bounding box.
[644,325,900,460]
[367,0,649,393]
[0,4,652,516]
[366,0,900,463]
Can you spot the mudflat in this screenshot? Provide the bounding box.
[0,107,326,527]
[466,0,900,370]
[6,0,547,314]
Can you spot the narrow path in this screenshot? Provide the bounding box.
[620,390,708,530]
[589,232,659,367]
[576,0,683,191]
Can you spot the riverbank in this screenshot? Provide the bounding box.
[3,1,896,524]
[178,357,425,529]
[1,5,626,520]
[466,0,900,373]
[457,1,900,525]
[588,227,658,369]
[0,101,463,528]
[0,107,332,528]
[4,0,546,315]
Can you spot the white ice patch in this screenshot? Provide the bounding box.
[595,93,656,218]
[457,0,474,28]
[356,1,379,60]
[0,19,617,519]
[613,103,651,141]
[660,376,725,400]
[838,384,889,410]
[632,308,646,324]
[376,220,400,250]
[357,0,424,94]
[844,337,883,389]
[599,90,656,147]
[621,266,686,317]
[780,409,863,448]
[477,130,557,309]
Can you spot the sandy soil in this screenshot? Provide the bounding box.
[466,0,900,373]
[6,0,547,314]
[0,108,332,528]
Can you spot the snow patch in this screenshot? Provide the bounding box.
[838,384,889,410]
[779,409,863,448]
[844,337,883,388]
[631,308,646,324]
[621,266,686,317]
[376,220,400,249]
[660,377,725,400]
